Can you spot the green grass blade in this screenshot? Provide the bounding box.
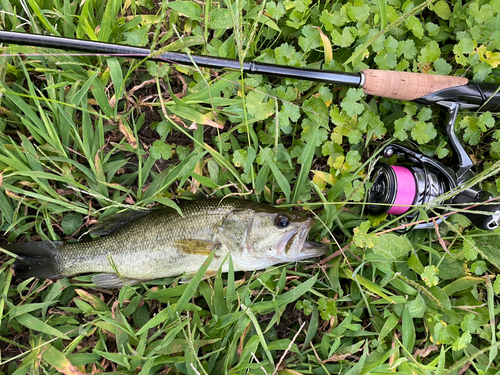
[292,123,318,203]
[15,313,69,339]
[174,251,215,315]
[260,147,290,203]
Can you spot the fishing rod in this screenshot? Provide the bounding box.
[1,31,499,231]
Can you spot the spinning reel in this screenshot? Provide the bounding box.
[367,98,500,231]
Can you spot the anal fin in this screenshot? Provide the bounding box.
[91,273,146,288]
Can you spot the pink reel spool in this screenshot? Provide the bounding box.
[386,166,416,215]
[367,163,418,216]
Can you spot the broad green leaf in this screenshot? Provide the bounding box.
[421,265,440,287]
[353,221,378,248]
[474,235,500,269]
[433,1,452,20]
[406,16,424,39]
[371,233,413,260]
[434,58,452,75]
[394,115,414,141]
[233,149,248,168]
[433,322,459,345]
[452,331,472,351]
[419,41,441,64]
[407,253,425,274]
[423,286,451,311]
[318,297,337,320]
[471,261,487,275]
[407,293,426,318]
[209,8,233,29]
[347,4,370,22]
[266,2,286,20]
[463,237,478,260]
[61,212,84,235]
[166,2,202,21]
[298,26,321,52]
[150,141,174,161]
[245,91,275,121]
[340,88,364,118]
[461,314,481,334]
[411,121,436,144]
[397,40,418,60]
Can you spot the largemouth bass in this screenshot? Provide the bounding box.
[5,199,327,288]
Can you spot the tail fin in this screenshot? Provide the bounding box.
[3,241,64,280]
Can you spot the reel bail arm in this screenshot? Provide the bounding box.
[430,98,500,231]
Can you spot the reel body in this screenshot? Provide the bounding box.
[367,101,500,231]
[367,162,447,222]
[367,145,453,230]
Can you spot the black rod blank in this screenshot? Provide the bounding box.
[0,31,362,87]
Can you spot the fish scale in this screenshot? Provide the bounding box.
[56,202,231,279]
[5,199,327,288]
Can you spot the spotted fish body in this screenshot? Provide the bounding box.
[6,199,327,288]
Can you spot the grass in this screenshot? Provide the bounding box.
[1,0,500,374]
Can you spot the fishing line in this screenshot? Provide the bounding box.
[0,53,149,58]
[386,166,416,215]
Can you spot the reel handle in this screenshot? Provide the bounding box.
[451,192,500,231]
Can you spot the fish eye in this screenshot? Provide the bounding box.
[274,214,291,228]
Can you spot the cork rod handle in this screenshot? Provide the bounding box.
[362,70,469,101]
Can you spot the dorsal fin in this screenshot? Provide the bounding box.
[89,209,151,237]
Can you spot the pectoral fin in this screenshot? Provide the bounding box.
[92,273,146,288]
[174,239,217,255]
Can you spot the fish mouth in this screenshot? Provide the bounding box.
[291,219,328,260]
[300,240,328,257]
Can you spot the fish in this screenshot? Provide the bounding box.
[4,198,327,288]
